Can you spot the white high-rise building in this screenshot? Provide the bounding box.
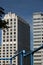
[33,12,43,65]
[0,12,30,65]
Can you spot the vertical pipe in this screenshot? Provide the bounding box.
[20,53,23,65]
[31,54,33,65]
[10,58,12,64]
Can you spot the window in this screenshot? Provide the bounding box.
[3,36,5,38]
[10,50,12,51]
[10,19,12,21]
[6,47,9,49]
[14,22,16,24]
[3,56,5,57]
[14,25,16,28]
[6,61,8,63]
[3,44,5,46]
[3,47,5,49]
[10,29,12,31]
[10,36,12,38]
[7,36,9,38]
[14,47,16,48]
[14,32,16,34]
[34,55,41,57]
[7,53,8,54]
[33,18,40,20]
[14,61,16,62]
[7,39,9,42]
[7,55,9,57]
[6,50,9,51]
[10,47,12,48]
[14,19,16,21]
[3,50,5,52]
[10,44,12,46]
[10,55,12,57]
[7,33,9,35]
[14,44,16,45]
[34,59,41,61]
[10,32,12,35]
[34,41,41,43]
[3,53,5,54]
[6,44,9,46]
[3,61,5,63]
[3,40,5,42]
[14,39,16,41]
[3,31,5,35]
[10,39,12,41]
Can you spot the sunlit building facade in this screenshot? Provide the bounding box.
[33,12,43,65]
[0,12,30,65]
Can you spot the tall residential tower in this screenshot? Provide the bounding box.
[33,12,43,65]
[0,12,30,65]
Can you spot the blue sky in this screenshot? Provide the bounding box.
[0,0,43,23]
[0,0,43,48]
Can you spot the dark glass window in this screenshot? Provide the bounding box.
[3,47,5,49]
[3,36,5,38]
[14,26,16,28]
[3,40,5,42]
[14,32,16,34]
[3,44,5,46]
[10,29,12,31]
[10,39,12,41]
[10,55,12,57]
[10,19,12,21]
[7,55,8,57]
[7,36,9,38]
[7,39,9,42]
[14,39,16,41]
[14,19,16,21]
[10,44,12,46]
[7,33,9,35]
[3,33,5,35]
[10,32,12,35]
[14,22,16,24]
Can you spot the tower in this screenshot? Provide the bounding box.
[0,12,30,65]
[33,12,43,65]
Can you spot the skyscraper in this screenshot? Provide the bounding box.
[33,12,43,65]
[0,12,30,65]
